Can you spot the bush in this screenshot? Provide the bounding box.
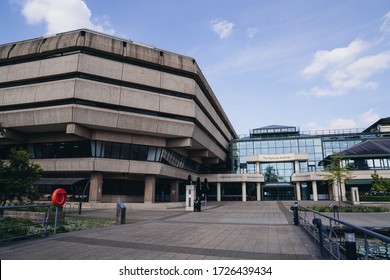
[306,205,389,213]
[0,216,115,243]
[360,196,390,202]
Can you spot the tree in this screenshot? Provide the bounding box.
[0,148,42,206]
[371,172,390,195]
[264,165,284,183]
[320,153,353,206]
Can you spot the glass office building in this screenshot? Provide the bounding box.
[230,120,390,201]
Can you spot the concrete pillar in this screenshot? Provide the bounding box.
[255,162,260,174]
[170,180,179,202]
[217,182,221,202]
[256,182,261,201]
[294,160,300,173]
[312,180,318,201]
[341,181,347,202]
[332,181,339,201]
[242,182,247,202]
[144,175,156,203]
[295,182,301,201]
[89,172,103,202]
[351,187,360,205]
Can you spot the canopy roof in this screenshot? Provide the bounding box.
[338,139,390,156]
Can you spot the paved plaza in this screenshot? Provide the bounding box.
[0,201,323,260]
[1,200,389,260]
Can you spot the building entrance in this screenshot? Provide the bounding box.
[262,184,295,200]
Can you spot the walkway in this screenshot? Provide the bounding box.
[0,201,324,260]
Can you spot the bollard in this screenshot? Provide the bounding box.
[344,227,357,260]
[313,218,324,259]
[292,202,299,226]
[116,202,126,225]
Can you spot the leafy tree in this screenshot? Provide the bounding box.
[371,172,390,195]
[0,148,42,206]
[264,165,284,183]
[320,153,353,206]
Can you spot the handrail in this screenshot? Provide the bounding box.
[0,203,60,243]
[292,203,390,259]
[297,205,390,244]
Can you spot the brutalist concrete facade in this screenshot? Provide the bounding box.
[0,29,237,204]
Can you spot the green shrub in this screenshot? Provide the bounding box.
[360,196,390,202]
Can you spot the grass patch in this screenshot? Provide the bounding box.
[0,216,115,243]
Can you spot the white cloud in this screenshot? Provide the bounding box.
[300,36,390,97]
[328,118,358,130]
[302,39,370,77]
[359,109,380,126]
[380,11,390,33]
[211,19,234,39]
[19,0,114,35]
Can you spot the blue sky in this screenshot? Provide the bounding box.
[1,0,390,135]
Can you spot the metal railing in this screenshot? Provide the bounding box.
[0,204,60,244]
[291,204,390,260]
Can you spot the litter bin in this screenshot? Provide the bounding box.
[194,198,201,212]
[116,202,126,224]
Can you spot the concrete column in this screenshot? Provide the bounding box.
[312,180,318,201]
[295,182,301,201]
[351,187,360,205]
[170,180,179,202]
[89,172,103,202]
[332,181,339,201]
[217,182,221,202]
[255,162,260,174]
[294,160,300,173]
[242,182,247,202]
[341,181,347,202]
[256,182,261,201]
[144,175,156,203]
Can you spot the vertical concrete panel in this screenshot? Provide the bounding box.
[256,182,261,201]
[312,181,318,201]
[144,175,156,203]
[39,55,79,77]
[89,172,103,202]
[296,182,302,201]
[217,182,221,202]
[242,182,247,202]
[7,61,40,81]
[0,66,9,83]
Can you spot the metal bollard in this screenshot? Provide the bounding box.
[344,227,357,260]
[116,202,126,225]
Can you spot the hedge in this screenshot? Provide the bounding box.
[359,196,390,202]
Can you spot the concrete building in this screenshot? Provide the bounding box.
[1,30,389,205]
[0,29,237,204]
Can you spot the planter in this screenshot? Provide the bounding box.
[3,210,65,224]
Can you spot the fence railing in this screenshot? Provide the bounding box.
[0,204,60,244]
[291,203,390,260]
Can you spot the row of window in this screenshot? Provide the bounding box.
[342,158,390,170]
[0,141,201,173]
[232,137,365,173]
